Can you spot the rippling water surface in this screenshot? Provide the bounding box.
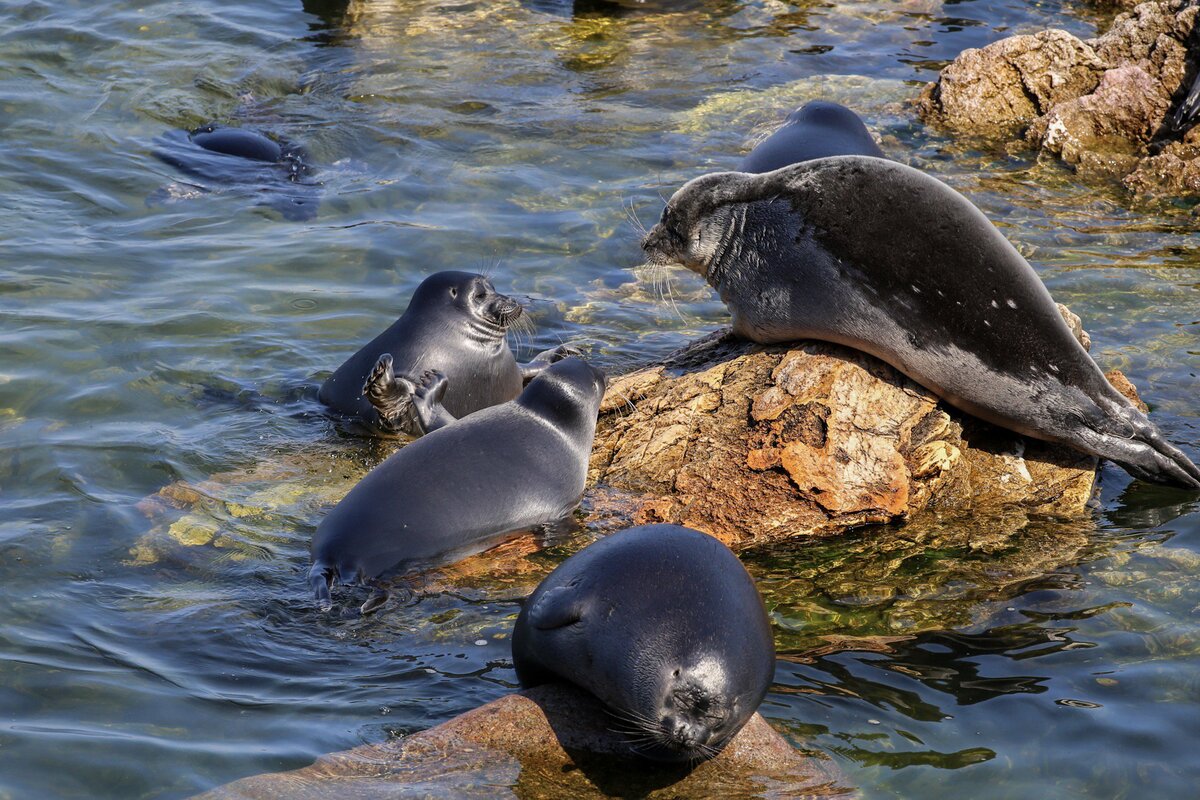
[1,0,1198,797]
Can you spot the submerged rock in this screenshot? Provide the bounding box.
[190,684,847,799]
[917,0,1200,198]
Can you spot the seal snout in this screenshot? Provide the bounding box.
[490,294,525,327]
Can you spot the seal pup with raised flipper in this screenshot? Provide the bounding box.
[319,270,574,436]
[309,356,607,612]
[641,156,1200,488]
[512,524,775,763]
[738,100,885,173]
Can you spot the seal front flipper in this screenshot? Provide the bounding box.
[520,344,583,382]
[409,369,457,434]
[527,578,589,630]
[309,561,335,611]
[362,353,417,433]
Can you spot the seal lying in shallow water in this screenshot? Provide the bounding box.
[309,356,607,611]
[738,100,884,173]
[319,271,574,436]
[512,524,775,763]
[641,155,1200,488]
[152,124,321,221]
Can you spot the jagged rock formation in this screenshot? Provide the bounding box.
[917,0,1200,197]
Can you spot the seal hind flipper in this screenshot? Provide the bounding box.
[1079,404,1200,489]
[527,579,588,630]
[362,353,417,433]
[359,586,391,615]
[520,343,583,382]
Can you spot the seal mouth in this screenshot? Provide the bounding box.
[488,295,525,328]
[640,223,683,267]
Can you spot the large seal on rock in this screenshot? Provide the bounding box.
[641,155,1200,488]
[738,100,884,173]
[319,271,573,436]
[512,524,775,762]
[152,124,321,221]
[309,356,607,611]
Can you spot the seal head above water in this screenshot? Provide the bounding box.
[319,270,574,437]
[512,524,775,762]
[738,100,884,173]
[152,124,321,220]
[641,156,1200,488]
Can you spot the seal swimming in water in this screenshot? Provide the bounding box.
[309,356,607,611]
[641,156,1200,488]
[738,100,884,173]
[319,271,575,436]
[512,524,775,763]
[152,124,321,221]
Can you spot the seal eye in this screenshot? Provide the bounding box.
[449,287,458,299]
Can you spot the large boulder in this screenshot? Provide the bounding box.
[589,324,1120,549]
[918,0,1200,197]
[916,29,1105,135]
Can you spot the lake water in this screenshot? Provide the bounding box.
[1,0,1198,797]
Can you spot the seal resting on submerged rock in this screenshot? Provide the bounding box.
[738,100,885,173]
[309,356,607,612]
[319,271,575,436]
[512,524,775,762]
[641,155,1200,488]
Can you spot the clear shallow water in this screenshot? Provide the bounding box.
[0,0,1197,797]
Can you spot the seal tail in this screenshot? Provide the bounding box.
[1078,403,1200,489]
[309,561,336,610]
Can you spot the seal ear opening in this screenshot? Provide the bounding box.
[528,582,587,630]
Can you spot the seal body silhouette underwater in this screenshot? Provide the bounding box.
[152,124,322,221]
[309,357,607,611]
[738,100,884,173]
[319,271,574,436]
[512,524,775,763]
[641,155,1200,488]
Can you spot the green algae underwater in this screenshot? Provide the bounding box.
[0,0,1197,797]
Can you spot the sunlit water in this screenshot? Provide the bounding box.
[0,0,1197,797]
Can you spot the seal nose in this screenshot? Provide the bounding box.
[490,295,524,327]
[664,716,702,750]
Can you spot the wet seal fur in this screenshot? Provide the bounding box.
[309,356,607,611]
[152,124,321,221]
[512,524,775,763]
[641,156,1200,488]
[738,100,884,173]
[319,271,572,436]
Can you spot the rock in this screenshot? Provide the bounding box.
[190,684,847,800]
[918,0,1200,197]
[1027,65,1170,163]
[588,322,1124,549]
[916,30,1105,135]
[1090,0,1196,88]
[1124,138,1200,193]
[1055,303,1093,351]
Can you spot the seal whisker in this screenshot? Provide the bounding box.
[623,197,649,239]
